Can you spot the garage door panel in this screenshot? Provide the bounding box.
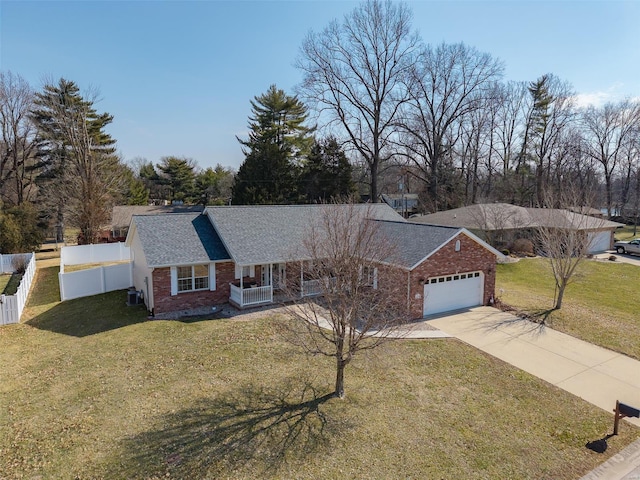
[588,231,611,253]
[423,272,484,316]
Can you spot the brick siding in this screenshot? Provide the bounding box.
[152,261,236,315]
[407,233,496,318]
[150,234,496,318]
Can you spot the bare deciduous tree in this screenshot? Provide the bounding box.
[297,0,419,202]
[284,203,408,399]
[536,189,606,310]
[31,78,125,244]
[581,99,640,218]
[399,42,503,211]
[0,71,38,205]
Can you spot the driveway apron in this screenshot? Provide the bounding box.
[426,307,640,428]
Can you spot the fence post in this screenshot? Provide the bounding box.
[58,271,65,301]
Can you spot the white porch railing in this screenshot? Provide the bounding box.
[301,277,336,297]
[229,283,273,307]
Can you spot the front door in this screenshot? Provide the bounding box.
[261,264,271,286]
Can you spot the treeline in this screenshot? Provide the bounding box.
[0,74,126,251]
[293,1,640,220]
[4,0,640,251]
[134,158,234,207]
[0,74,235,252]
[232,85,356,205]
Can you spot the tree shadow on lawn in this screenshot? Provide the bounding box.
[26,290,149,337]
[101,381,345,478]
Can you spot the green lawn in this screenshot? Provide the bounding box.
[614,224,640,241]
[0,273,22,295]
[0,254,637,478]
[0,274,10,294]
[497,257,640,359]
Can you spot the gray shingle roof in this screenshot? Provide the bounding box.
[412,203,623,231]
[130,213,230,267]
[373,220,462,269]
[205,204,405,266]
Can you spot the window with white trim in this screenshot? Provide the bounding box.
[177,264,209,292]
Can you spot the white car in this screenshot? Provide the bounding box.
[614,239,640,255]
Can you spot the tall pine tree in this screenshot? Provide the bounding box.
[31,78,124,243]
[232,85,313,204]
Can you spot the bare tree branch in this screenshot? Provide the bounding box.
[282,202,408,398]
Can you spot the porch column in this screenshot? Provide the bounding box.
[270,263,274,302]
[300,263,304,298]
[240,269,244,306]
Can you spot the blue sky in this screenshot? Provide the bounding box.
[1,0,639,171]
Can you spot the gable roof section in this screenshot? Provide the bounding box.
[129,213,230,267]
[372,220,460,269]
[412,203,623,231]
[374,220,504,269]
[205,204,405,266]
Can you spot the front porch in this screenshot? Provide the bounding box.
[228,261,331,308]
[229,282,273,308]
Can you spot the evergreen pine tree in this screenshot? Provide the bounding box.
[157,156,197,203]
[31,78,123,243]
[232,85,313,204]
[301,137,356,202]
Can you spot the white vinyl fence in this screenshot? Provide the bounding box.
[59,243,133,301]
[0,253,30,274]
[0,253,36,325]
[61,242,130,266]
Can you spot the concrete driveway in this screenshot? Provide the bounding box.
[594,251,640,266]
[424,307,640,427]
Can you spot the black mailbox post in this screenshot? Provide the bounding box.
[613,400,640,435]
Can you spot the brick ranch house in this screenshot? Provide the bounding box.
[125,204,503,318]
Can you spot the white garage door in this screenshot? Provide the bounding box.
[423,271,484,316]
[588,230,611,253]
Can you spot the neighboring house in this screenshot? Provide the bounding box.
[381,193,419,217]
[412,203,623,254]
[110,205,205,241]
[126,204,503,318]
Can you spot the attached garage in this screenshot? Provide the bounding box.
[423,271,484,316]
[587,230,613,253]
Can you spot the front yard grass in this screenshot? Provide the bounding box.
[615,224,640,241]
[497,257,640,359]
[0,254,637,478]
[0,274,10,294]
[0,273,22,295]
